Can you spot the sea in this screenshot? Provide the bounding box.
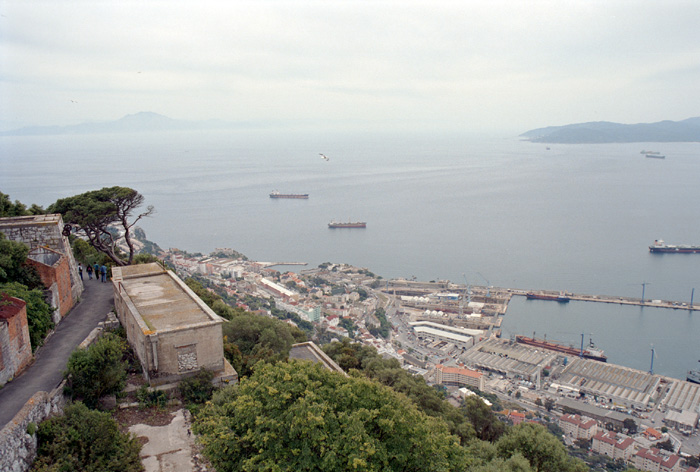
[1,129,699,379]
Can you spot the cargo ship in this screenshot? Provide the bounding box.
[649,239,700,254]
[525,292,570,303]
[516,335,607,362]
[688,361,700,385]
[328,221,366,229]
[269,191,309,199]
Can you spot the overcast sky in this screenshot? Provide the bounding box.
[1,0,699,133]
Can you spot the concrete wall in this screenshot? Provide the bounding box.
[112,282,153,378]
[0,382,67,472]
[155,324,224,377]
[0,296,32,387]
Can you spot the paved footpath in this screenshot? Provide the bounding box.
[0,278,113,429]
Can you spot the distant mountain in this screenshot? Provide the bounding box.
[0,112,244,136]
[521,117,700,143]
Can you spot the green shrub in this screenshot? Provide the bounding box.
[64,333,127,408]
[136,385,168,409]
[179,369,215,405]
[31,402,142,472]
[26,422,37,436]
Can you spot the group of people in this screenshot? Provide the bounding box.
[77,263,108,282]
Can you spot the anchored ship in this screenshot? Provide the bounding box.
[515,335,607,362]
[269,191,309,199]
[649,239,700,254]
[688,361,700,385]
[642,151,665,159]
[525,292,570,303]
[328,221,366,229]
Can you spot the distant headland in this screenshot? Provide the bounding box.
[521,117,700,144]
[0,112,266,136]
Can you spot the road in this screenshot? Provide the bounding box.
[0,279,113,429]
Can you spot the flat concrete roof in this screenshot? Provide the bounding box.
[113,263,219,332]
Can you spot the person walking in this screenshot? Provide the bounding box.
[94,264,100,282]
[100,264,107,283]
[86,264,93,280]
[78,264,83,280]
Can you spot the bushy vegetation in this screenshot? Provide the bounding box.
[0,281,54,351]
[0,191,44,217]
[195,360,469,472]
[136,385,169,409]
[64,332,128,408]
[323,338,482,443]
[222,312,305,377]
[31,402,143,472]
[178,369,215,405]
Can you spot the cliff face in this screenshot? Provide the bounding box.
[521,117,700,143]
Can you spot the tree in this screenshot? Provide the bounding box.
[496,422,588,472]
[544,398,556,412]
[194,360,468,472]
[0,233,43,289]
[656,438,674,452]
[221,312,302,377]
[623,418,638,434]
[31,402,142,472]
[0,191,44,217]
[462,395,506,442]
[48,186,153,265]
[64,332,127,408]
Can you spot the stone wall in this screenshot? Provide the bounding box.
[0,214,83,306]
[0,381,67,472]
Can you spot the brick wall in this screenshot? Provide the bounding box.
[0,295,32,386]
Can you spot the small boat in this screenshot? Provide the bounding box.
[328,221,366,229]
[645,153,665,159]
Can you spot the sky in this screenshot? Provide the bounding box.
[1,0,699,134]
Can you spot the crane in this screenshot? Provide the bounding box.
[477,272,490,298]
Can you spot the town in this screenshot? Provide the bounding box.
[165,246,700,472]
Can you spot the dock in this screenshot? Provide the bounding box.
[257,261,308,268]
[512,289,696,311]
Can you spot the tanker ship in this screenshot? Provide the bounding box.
[515,335,607,362]
[525,292,570,302]
[269,191,309,199]
[328,221,366,229]
[649,239,700,254]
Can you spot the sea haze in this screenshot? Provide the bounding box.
[1,129,699,379]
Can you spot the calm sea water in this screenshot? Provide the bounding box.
[1,130,698,378]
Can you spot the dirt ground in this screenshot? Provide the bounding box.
[112,376,213,472]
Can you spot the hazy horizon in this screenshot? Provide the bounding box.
[2,1,699,135]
